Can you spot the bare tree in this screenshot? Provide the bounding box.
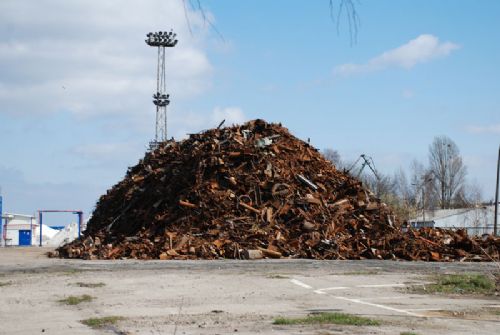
[323,148,343,168]
[392,168,417,220]
[360,170,420,220]
[428,136,467,209]
[409,159,425,196]
[183,0,360,44]
[465,181,483,205]
[454,180,483,207]
[361,172,395,199]
[394,167,416,205]
[329,0,360,45]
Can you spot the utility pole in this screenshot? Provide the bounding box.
[422,187,425,224]
[145,31,178,150]
[494,145,499,236]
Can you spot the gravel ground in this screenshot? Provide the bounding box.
[0,247,499,335]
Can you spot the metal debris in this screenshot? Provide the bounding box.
[55,120,500,261]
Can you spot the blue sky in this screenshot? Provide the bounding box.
[1,0,499,224]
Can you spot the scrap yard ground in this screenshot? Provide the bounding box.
[1,248,499,335]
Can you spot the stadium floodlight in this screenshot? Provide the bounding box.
[152,92,170,106]
[145,31,177,47]
[145,30,178,148]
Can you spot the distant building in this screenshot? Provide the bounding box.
[1,213,37,246]
[1,213,60,246]
[409,205,497,236]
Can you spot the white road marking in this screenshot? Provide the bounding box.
[316,286,350,292]
[290,278,425,318]
[357,283,406,288]
[313,290,327,294]
[290,279,313,289]
[333,296,424,317]
[362,296,406,300]
[313,282,430,293]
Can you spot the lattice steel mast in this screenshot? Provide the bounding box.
[145,31,178,149]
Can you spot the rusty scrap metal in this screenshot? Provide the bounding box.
[55,119,500,261]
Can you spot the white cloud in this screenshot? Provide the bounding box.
[0,165,100,215]
[0,0,213,119]
[210,106,246,125]
[465,124,500,134]
[71,142,144,162]
[170,106,247,139]
[334,34,460,76]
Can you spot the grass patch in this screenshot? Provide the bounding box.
[484,308,500,316]
[420,273,495,295]
[0,281,12,287]
[273,312,379,326]
[340,270,380,276]
[400,332,419,335]
[81,316,124,329]
[58,294,93,305]
[74,282,106,288]
[267,274,289,279]
[61,269,84,276]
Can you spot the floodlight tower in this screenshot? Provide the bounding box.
[145,30,178,149]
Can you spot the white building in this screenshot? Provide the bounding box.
[2,213,36,246]
[409,205,497,236]
[1,213,59,246]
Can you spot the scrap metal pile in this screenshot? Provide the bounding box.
[57,120,499,261]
